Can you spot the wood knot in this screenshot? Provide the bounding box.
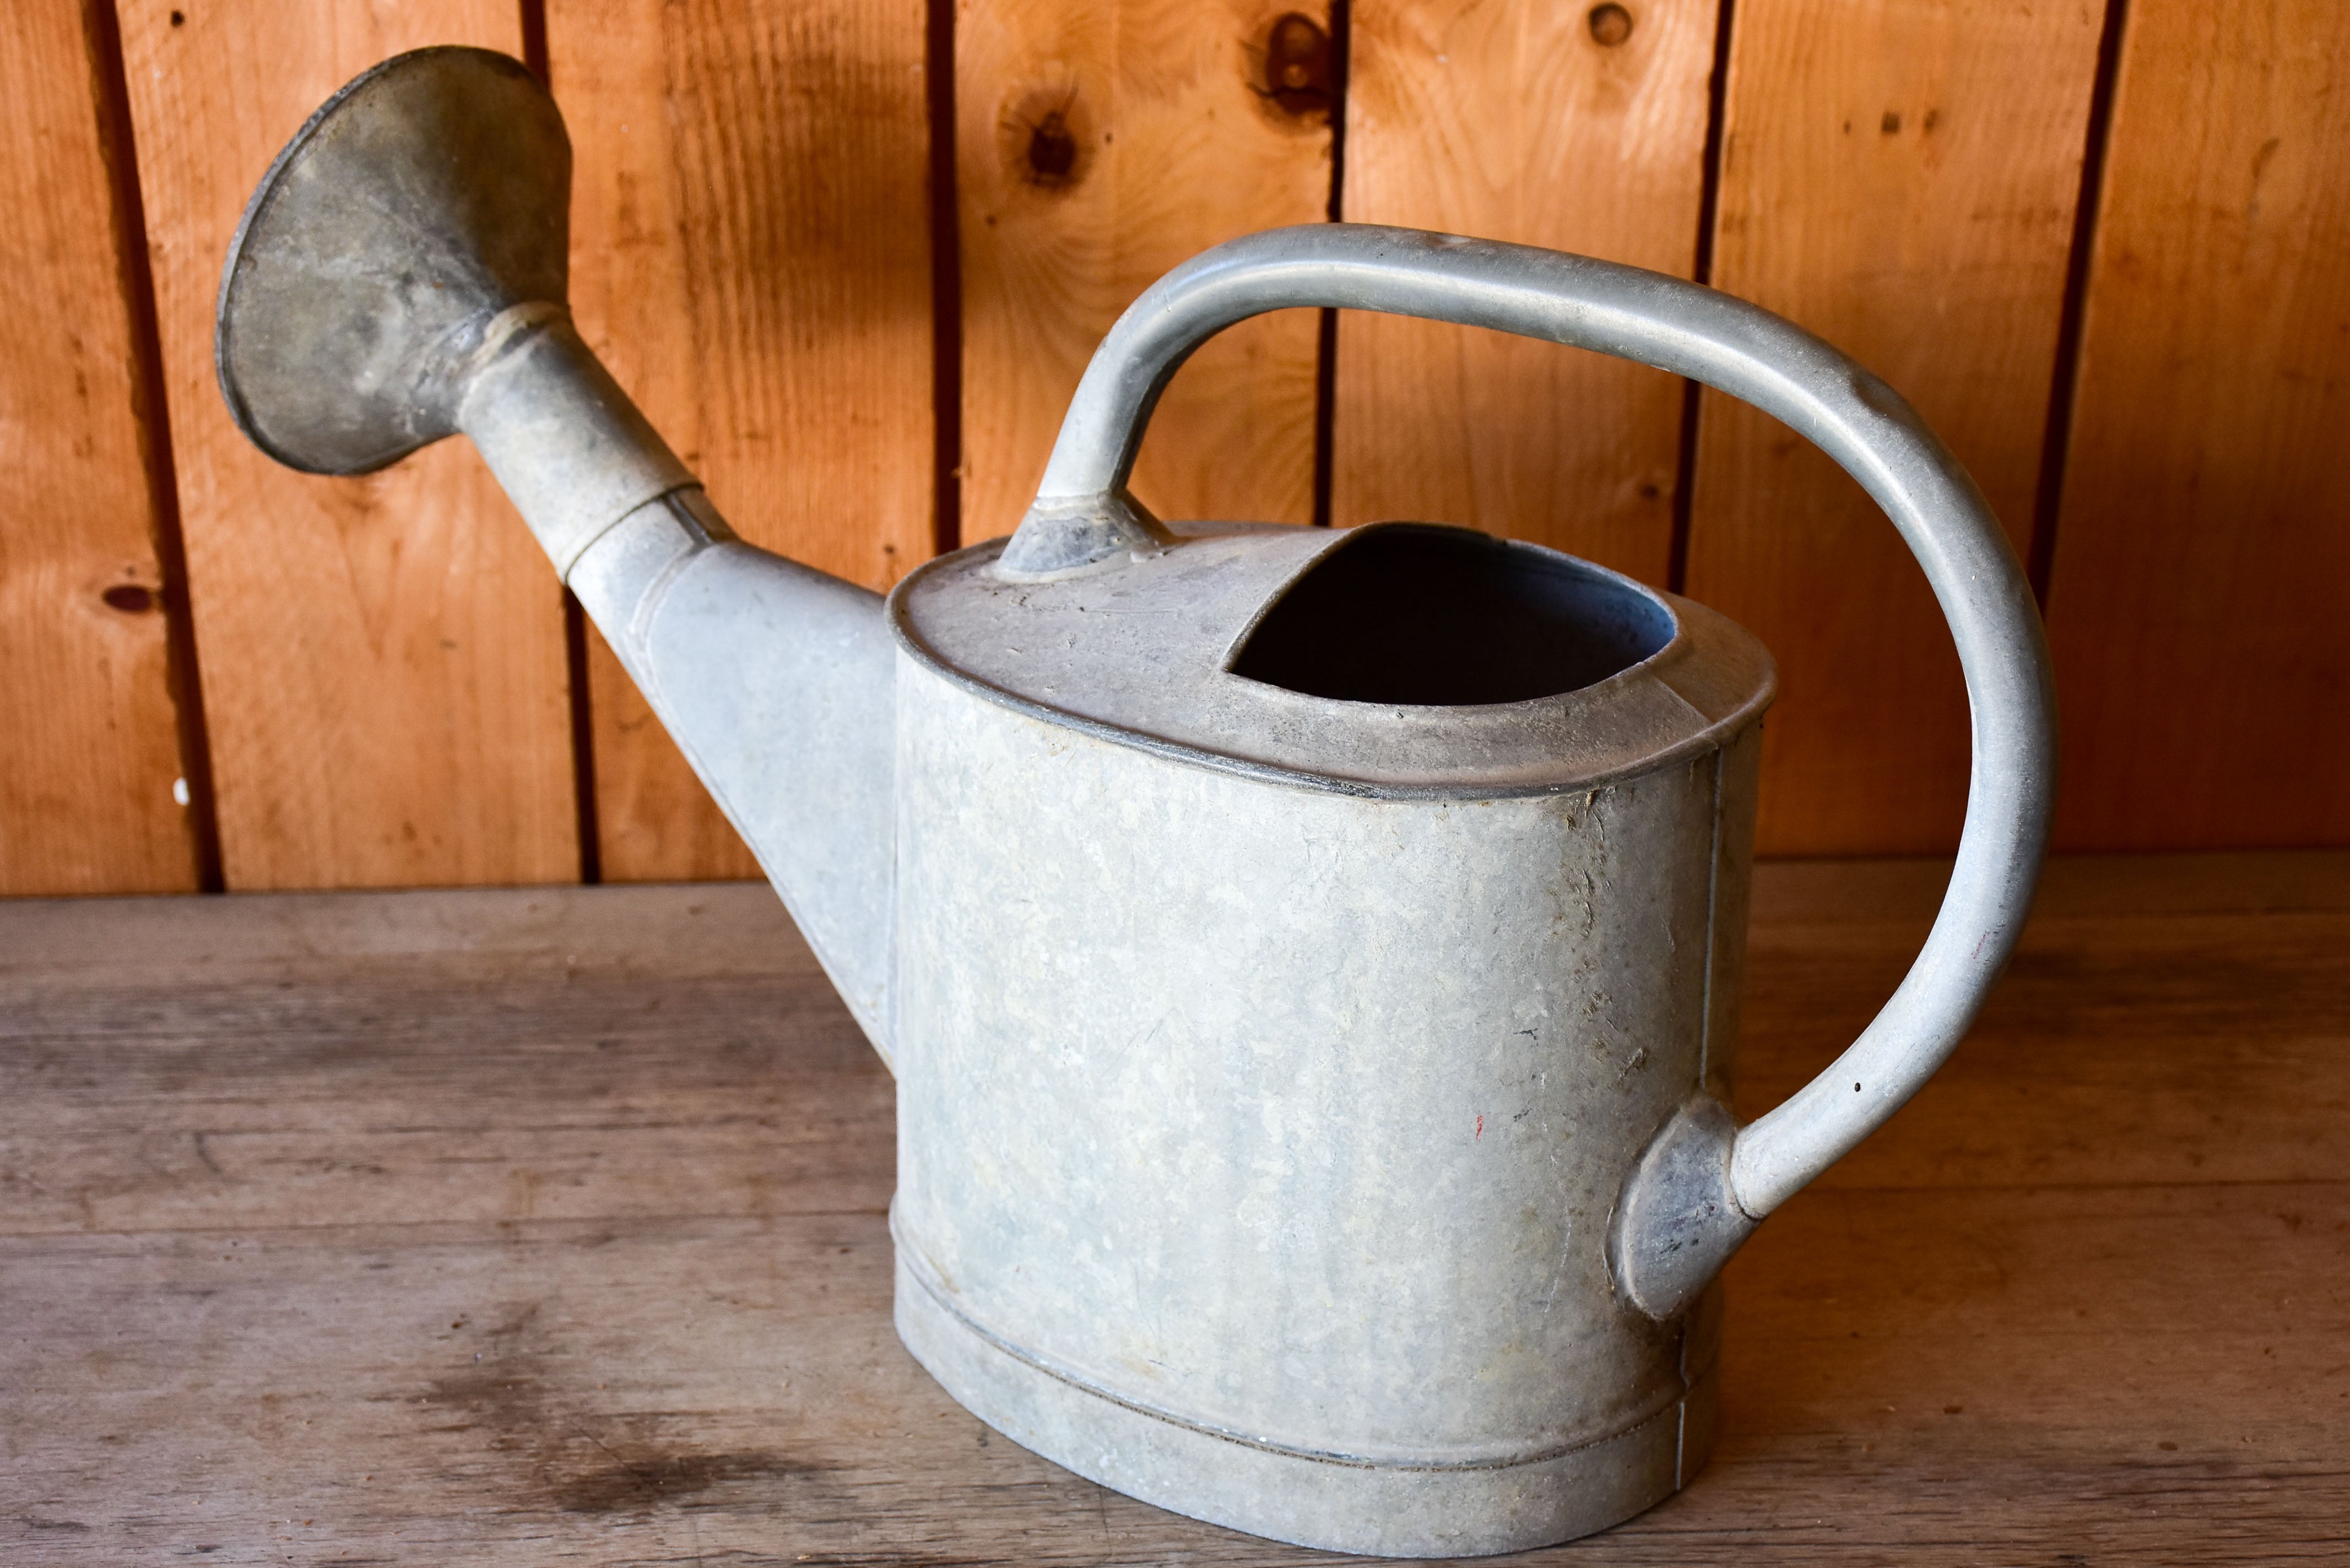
[1261,13,1334,117]
[1003,85,1090,191]
[1025,110,1078,183]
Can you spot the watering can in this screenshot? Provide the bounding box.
[216,47,2055,1557]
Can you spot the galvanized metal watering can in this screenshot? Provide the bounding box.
[218,48,2055,1557]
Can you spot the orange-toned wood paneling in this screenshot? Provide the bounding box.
[957,0,1335,543]
[117,0,578,891]
[1333,0,1718,583]
[1684,0,2105,856]
[551,0,936,881]
[12,0,2350,897]
[0,2,194,894]
[2044,0,2350,850]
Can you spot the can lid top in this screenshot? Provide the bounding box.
[889,520,1775,799]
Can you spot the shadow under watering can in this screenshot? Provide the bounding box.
[215,47,2055,1558]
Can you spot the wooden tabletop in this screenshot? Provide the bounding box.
[6,854,2346,1564]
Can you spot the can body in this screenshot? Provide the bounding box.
[889,649,1761,1556]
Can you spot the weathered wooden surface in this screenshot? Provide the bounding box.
[2044,0,2350,851]
[551,0,936,882]
[1685,0,2104,856]
[1333,0,1716,582]
[956,0,1334,542]
[6,853,2346,1562]
[0,1,193,896]
[116,0,578,891]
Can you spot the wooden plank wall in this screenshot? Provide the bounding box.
[1685,0,2106,855]
[956,0,1334,542]
[550,0,935,881]
[0,2,195,895]
[5,0,2348,894]
[2046,0,2350,850]
[117,0,578,892]
[1334,0,1717,584]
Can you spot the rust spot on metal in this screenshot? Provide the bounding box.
[1587,4,1633,47]
[1262,13,1334,116]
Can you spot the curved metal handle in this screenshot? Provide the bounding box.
[1006,223,2056,1315]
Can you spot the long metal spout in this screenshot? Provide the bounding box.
[465,318,899,1054]
[213,47,899,1057]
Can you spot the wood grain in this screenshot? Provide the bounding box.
[1684,0,2104,855]
[114,0,577,891]
[957,0,1334,544]
[1333,0,1718,582]
[551,0,936,882]
[0,2,192,895]
[0,886,891,1236]
[2044,0,2350,850]
[4,853,2347,1561]
[1741,866,2350,1193]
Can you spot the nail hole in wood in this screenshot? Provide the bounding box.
[1587,4,1633,46]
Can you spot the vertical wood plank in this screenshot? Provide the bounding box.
[553,0,936,881]
[2045,1,2350,850]
[1685,0,2103,856]
[117,1,578,891]
[0,2,194,894]
[959,0,1334,544]
[1334,0,1718,583]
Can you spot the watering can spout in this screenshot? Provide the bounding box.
[464,317,901,1051]
[213,47,900,1056]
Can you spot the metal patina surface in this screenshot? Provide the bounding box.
[887,650,1761,1553]
[215,48,571,475]
[215,47,2056,1556]
[892,521,1772,797]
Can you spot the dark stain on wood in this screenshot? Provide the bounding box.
[551,1449,817,1513]
[421,1301,831,1515]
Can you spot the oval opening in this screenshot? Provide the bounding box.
[1228,524,1677,706]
